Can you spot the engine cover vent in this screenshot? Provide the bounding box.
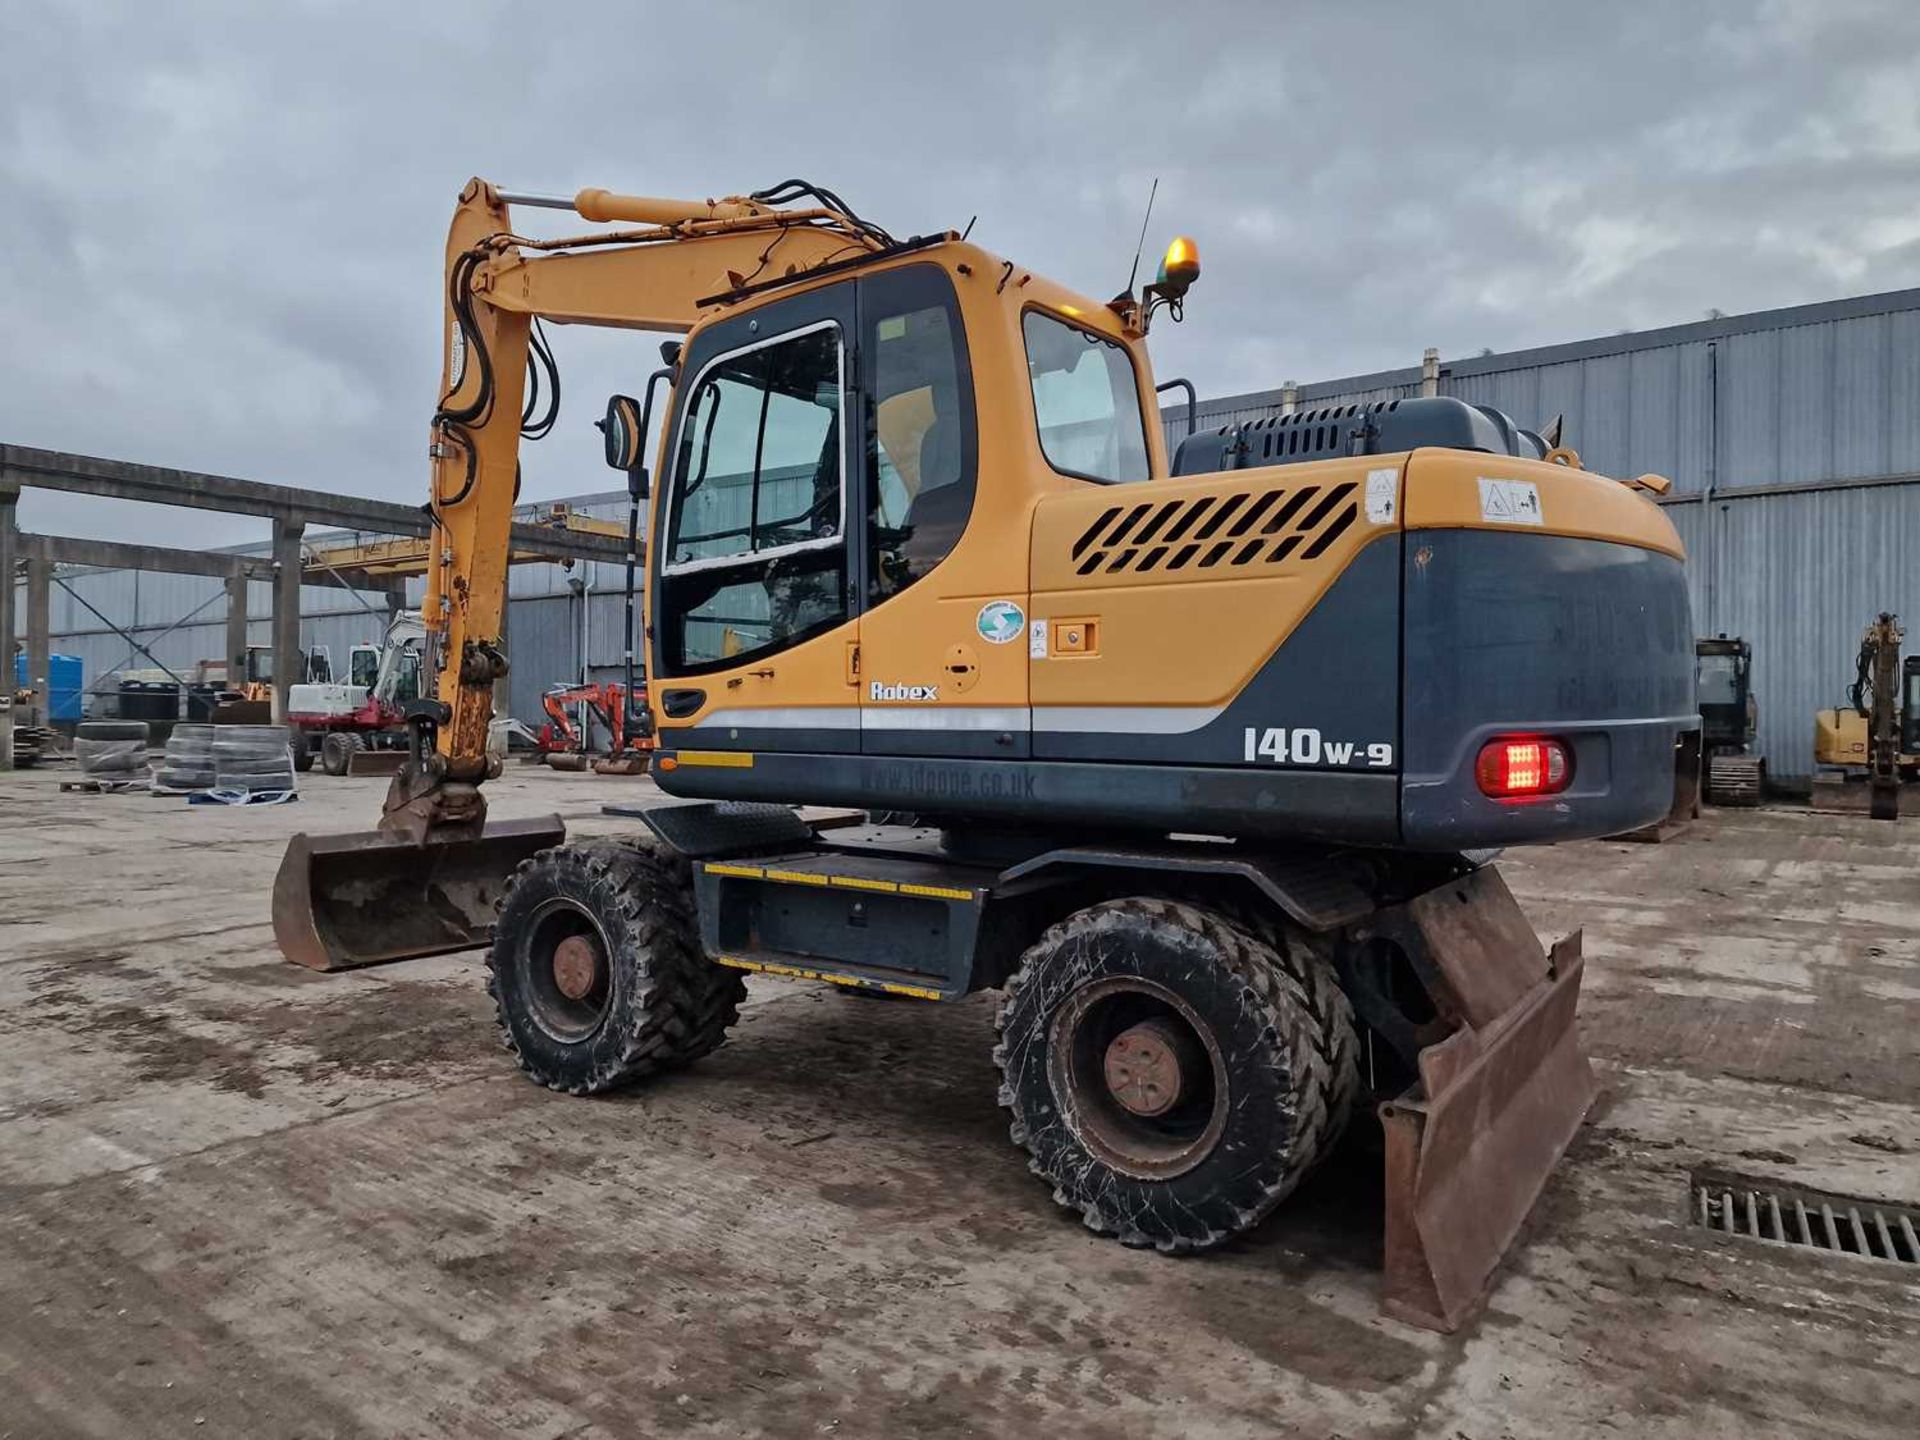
[1070,482,1358,576]
[1172,395,1553,477]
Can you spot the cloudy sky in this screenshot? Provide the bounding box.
[4,0,1918,547]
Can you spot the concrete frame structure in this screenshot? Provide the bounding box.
[2,445,626,765]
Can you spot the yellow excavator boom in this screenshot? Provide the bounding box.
[417,180,892,800]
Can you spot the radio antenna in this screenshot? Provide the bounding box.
[1125,176,1160,296]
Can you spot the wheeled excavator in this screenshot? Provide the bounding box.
[272,178,1695,1332]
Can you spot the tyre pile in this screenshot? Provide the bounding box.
[212,724,298,794]
[153,723,218,793]
[74,720,151,778]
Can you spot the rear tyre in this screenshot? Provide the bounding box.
[994,897,1358,1252]
[487,839,746,1095]
[292,737,315,773]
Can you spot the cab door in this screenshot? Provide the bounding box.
[649,282,862,753]
[856,263,1029,758]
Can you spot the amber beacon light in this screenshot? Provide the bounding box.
[1158,235,1200,290]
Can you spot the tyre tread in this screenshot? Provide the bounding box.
[993,894,1359,1253]
[486,836,744,1095]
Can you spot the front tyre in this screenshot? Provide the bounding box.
[487,840,745,1095]
[319,731,363,776]
[994,897,1358,1252]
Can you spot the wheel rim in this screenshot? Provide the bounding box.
[521,897,614,1042]
[1047,976,1229,1180]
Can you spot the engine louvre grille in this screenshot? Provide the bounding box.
[1072,481,1359,577]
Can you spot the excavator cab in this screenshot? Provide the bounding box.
[348,643,381,691]
[275,179,1694,1330]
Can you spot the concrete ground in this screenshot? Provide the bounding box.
[1,763,1916,1439]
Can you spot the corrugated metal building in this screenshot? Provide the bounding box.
[1163,287,1920,783]
[24,286,1920,781]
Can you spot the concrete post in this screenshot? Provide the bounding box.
[1280,382,1299,417]
[272,518,304,724]
[225,571,249,687]
[0,486,16,770]
[25,554,51,727]
[1420,347,1441,398]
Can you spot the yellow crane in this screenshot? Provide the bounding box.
[302,502,629,580]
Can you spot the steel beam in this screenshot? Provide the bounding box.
[0,445,624,565]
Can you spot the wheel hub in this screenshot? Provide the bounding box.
[1049,975,1230,1180]
[1102,1018,1194,1117]
[552,934,602,1000]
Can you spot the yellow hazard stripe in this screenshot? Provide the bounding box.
[828,874,899,894]
[674,750,754,768]
[713,954,943,1001]
[899,882,975,901]
[700,863,975,902]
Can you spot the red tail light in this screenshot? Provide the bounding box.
[1476,736,1571,798]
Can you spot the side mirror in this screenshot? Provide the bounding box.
[598,394,644,472]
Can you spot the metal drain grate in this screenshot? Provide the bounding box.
[1691,1171,1920,1265]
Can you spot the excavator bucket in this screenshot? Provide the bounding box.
[272,816,564,971]
[1373,866,1600,1331]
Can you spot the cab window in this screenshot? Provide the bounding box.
[1022,310,1150,484]
[659,321,848,674]
[1696,652,1740,706]
[867,268,975,600]
[668,325,843,564]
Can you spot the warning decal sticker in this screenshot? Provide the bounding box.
[1477,477,1544,526]
[1366,468,1398,524]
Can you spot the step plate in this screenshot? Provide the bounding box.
[693,847,997,999]
[712,950,946,1001]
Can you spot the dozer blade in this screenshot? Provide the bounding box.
[272,815,564,972]
[1374,867,1599,1332]
[345,749,406,777]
